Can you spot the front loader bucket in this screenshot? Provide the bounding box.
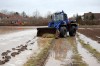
[37,27,56,37]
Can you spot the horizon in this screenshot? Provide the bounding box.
[0,0,100,17]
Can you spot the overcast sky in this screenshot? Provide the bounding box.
[0,0,100,17]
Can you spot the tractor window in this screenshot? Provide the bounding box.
[59,13,63,20]
[64,14,67,20]
[53,13,64,21]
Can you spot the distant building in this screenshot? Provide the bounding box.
[84,12,100,20]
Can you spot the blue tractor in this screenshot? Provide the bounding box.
[37,11,78,38]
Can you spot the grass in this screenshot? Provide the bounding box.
[67,37,88,66]
[78,36,100,62]
[72,46,88,66]
[24,38,54,66]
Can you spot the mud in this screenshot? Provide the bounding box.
[45,38,73,66]
[78,28,100,43]
[24,37,53,66]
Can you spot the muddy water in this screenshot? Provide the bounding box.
[45,38,73,66]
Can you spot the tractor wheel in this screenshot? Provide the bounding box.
[69,26,76,36]
[60,27,67,37]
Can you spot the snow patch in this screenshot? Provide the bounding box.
[3,41,40,66]
[96,36,100,39]
[78,32,100,52]
[76,38,100,66]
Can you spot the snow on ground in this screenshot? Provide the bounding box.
[76,38,100,66]
[96,36,100,39]
[77,32,100,52]
[0,29,42,66]
[78,28,93,30]
[78,28,85,29]
[3,39,40,66]
[0,29,37,56]
[86,28,93,30]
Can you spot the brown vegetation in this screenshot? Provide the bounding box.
[0,10,51,26]
[24,38,53,66]
[79,20,100,25]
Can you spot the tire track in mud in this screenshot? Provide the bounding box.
[44,37,87,66]
[77,39,100,66]
[24,37,54,66]
[45,38,73,66]
[67,37,88,66]
[76,33,100,66]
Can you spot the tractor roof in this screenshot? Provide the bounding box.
[54,11,65,15]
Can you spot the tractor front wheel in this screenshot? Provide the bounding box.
[60,27,67,38]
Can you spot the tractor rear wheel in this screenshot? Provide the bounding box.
[69,26,76,36]
[60,27,67,37]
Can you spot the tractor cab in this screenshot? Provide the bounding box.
[51,11,68,22]
[49,11,69,28]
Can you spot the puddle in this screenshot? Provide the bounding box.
[77,38,100,66]
[45,50,73,66]
[45,38,73,66]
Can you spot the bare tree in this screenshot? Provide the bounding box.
[0,9,9,14]
[46,11,52,18]
[33,10,40,19]
[21,11,27,17]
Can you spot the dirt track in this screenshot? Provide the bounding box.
[44,37,88,66]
